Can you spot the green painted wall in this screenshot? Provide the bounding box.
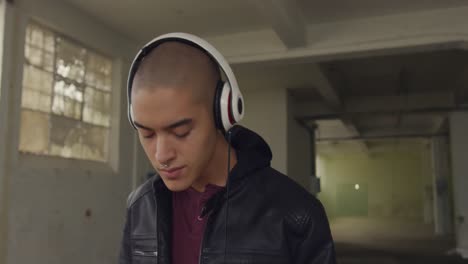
[317,140,433,222]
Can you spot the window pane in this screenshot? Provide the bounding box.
[25,45,42,67]
[21,65,53,112]
[44,33,55,53]
[26,24,44,48]
[19,22,113,163]
[86,52,112,91]
[22,65,53,94]
[56,38,86,82]
[51,80,83,119]
[49,116,108,161]
[43,52,54,72]
[83,87,111,127]
[25,44,54,71]
[25,23,55,68]
[21,89,51,113]
[49,115,82,159]
[19,110,50,154]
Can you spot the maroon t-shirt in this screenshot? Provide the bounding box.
[172,184,222,264]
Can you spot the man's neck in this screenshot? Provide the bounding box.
[191,135,237,192]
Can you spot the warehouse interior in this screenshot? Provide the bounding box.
[1,0,468,263]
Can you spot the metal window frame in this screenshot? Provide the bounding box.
[19,21,113,162]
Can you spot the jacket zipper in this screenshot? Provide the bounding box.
[198,205,210,264]
[153,185,160,263]
[133,250,158,257]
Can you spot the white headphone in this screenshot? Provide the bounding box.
[127,32,245,133]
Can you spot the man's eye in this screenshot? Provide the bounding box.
[174,130,191,138]
[140,131,155,139]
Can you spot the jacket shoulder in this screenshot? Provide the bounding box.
[253,167,329,231]
[126,176,157,208]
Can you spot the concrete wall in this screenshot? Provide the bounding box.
[431,136,454,235]
[0,0,141,263]
[0,2,4,97]
[0,1,10,261]
[318,140,433,222]
[238,85,312,190]
[286,93,311,189]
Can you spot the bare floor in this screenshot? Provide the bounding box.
[331,217,468,264]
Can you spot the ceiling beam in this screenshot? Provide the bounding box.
[308,65,369,151]
[295,92,457,118]
[250,0,306,49]
[317,127,447,141]
[341,117,370,152]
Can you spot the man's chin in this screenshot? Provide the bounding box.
[162,179,192,192]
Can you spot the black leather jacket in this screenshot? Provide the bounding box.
[119,126,336,264]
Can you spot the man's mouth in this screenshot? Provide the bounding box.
[159,166,186,179]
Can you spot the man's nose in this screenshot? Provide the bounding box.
[155,136,176,166]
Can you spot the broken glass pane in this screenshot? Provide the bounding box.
[19,110,50,155]
[49,115,108,161]
[51,80,83,119]
[83,87,111,127]
[56,38,86,83]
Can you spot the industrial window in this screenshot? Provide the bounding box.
[18,22,113,162]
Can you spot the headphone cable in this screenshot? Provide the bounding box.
[223,129,232,263]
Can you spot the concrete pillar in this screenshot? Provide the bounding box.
[241,88,288,174]
[431,136,453,235]
[449,112,468,258]
[0,2,15,263]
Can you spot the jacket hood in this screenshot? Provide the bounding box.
[227,125,272,183]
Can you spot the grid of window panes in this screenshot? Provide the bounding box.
[19,23,112,162]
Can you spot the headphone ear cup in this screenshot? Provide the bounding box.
[213,80,225,131]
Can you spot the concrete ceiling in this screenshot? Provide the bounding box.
[62,0,468,43]
[298,0,468,24]
[293,49,467,144]
[60,0,468,147]
[321,50,468,98]
[60,0,268,41]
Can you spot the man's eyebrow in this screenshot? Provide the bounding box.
[165,118,193,130]
[133,118,193,131]
[133,121,152,131]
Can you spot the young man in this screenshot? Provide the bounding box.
[119,33,336,264]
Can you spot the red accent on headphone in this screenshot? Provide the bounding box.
[227,91,235,125]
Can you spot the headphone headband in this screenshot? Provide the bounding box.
[127,32,244,130]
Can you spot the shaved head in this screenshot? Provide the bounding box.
[132,41,221,107]
[130,39,237,193]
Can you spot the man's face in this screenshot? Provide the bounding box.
[131,86,218,192]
